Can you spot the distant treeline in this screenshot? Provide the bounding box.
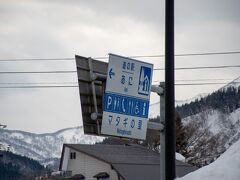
[0,151,45,179]
[176,86,240,118]
[0,161,21,180]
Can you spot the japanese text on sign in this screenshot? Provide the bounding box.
[101,54,153,140]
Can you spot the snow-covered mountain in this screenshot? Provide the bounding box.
[178,138,240,180]
[150,76,240,118]
[183,107,240,150]
[175,93,208,107]
[219,76,240,92]
[178,76,240,167]
[181,76,240,139]
[1,76,239,170]
[0,126,103,165]
[183,108,240,137]
[149,93,208,118]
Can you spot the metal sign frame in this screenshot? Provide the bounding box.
[75,55,165,138]
[75,55,107,135]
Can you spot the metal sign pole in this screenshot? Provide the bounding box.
[165,0,176,179]
[150,83,165,180]
[88,58,100,134]
[160,82,165,180]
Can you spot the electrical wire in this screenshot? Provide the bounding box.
[0,64,240,75]
[152,82,237,85]
[152,78,234,82]
[1,82,239,89]
[0,58,75,62]
[154,65,240,71]
[175,83,233,86]
[0,51,240,61]
[0,79,232,85]
[0,70,77,74]
[0,85,79,89]
[0,82,78,85]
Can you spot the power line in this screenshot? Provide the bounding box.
[126,51,240,59]
[0,82,239,89]
[0,78,236,87]
[152,82,240,86]
[175,82,233,86]
[0,79,232,85]
[0,82,78,85]
[0,64,240,75]
[0,58,75,62]
[0,81,236,86]
[173,51,240,57]
[0,70,77,74]
[154,65,240,71]
[1,51,240,62]
[0,85,79,89]
[152,78,234,82]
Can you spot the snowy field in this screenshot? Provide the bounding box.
[177,139,240,180]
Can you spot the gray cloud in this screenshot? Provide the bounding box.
[0,0,239,132]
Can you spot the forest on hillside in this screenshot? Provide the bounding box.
[0,151,47,179]
[176,86,240,118]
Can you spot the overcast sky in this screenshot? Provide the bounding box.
[0,0,240,133]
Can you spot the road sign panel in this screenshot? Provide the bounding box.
[101,54,153,140]
[75,55,107,135]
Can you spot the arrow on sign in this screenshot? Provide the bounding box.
[109,68,115,79]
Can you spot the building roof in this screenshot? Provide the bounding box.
[60,144,198,180]
[68,173,85,180]
[93,172,109,178]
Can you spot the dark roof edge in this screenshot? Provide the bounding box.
[111,164,125,180]
[64,144,112,165]
[111,162,159,165]
[59,144,197,171]
[59,145,65,171]
[176,164,196,167]
[60,144,125,179]
[111,162,195,167]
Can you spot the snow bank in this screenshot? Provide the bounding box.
[177,139,240,180]
[176,153,185,162]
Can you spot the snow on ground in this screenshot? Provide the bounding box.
[56,126,84,142]
[10,132,25,139]
[182,109,222,134]
[176,153,185,162]
[230,108,240,124]
[183,107,240,135]
[177,139,240,180]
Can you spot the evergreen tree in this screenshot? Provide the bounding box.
[0,150,45,179]
[176,86,240,118]
[0,161,21,180]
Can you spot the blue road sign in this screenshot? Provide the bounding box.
[101,54,153,140]
[138,66,152,96]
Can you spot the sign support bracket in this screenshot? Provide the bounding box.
[160,82,166,180]
[150,82,165,180]
[88,57,100,134]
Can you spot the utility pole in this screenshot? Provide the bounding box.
[165,0,176,180]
